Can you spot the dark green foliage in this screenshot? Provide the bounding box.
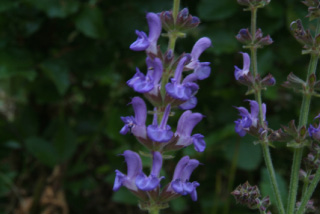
[0,0,319,213]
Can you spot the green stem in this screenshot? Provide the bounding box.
[223,139,240,214]
[296,167,320,214]
[287,49,319,214]
[172,0,180,24]
[249,7,285,214]
[261,140,286,214]
[149,208,160,214]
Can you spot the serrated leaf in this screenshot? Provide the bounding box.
[75,6,107,39]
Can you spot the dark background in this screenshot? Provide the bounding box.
[0,0,319,213]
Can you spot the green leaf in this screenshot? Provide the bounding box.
[197,0,238,21]
[112,188,138,205]
[203,30,239,55]
[260,167,288,207]
[53,122,77,162]
[75,6,107,39]
[40,59,70,95]
[0,0,19,13]
[25,0,79,18]
[0,50,36,81]
[25,137,58,167]
[224,136,263,170]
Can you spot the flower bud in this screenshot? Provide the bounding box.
[303,0,320,20]
[236,28,252,44]
[159,11,174,32]
[261,74,276,87]
[290,19,314,48]
[231,181,261,209]
[176,8,201,30]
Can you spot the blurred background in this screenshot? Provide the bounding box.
[0,0,320,213]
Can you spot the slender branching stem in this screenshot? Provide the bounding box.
[287,18,320,214]
[249,6,285,214]
[296,166,320,214]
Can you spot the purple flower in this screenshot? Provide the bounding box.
[130,13,162,55]
[179,96,197,110]
[234,52,250,80]
[234,100,266,137]
[127,57,163,94]
[166,55,199,101]
[147,105,174,142]
[185,37,212,80]
[308,114,320,141]
[135,151,164,191]
[120,97,147,139]
[170,156,200,201]
[113,150,142,192]
[175,110,206,152]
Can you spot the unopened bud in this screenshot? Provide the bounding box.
[261,74,276,87]
[236,28,252,44]
[290,19,314,48]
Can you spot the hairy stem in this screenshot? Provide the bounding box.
[296,166,320,214]
[172,0,180,24]
[249,7,285,214]
[287,18,320,212]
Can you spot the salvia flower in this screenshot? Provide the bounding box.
[135,151,164,191]
[308,114,320,141]
[130,13,162,55]
[170,156,200,201]
[235,100,266,137]
[185,37,212,80]
[234,52,250,81]
[166,55,199,101]
[120,97,147,139]
[113,150,143,192]
[127,57,163,94]
[175,110,206,152]
[147,105,174,143]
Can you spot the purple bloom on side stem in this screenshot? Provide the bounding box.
[147,105,174,143]
[130,13,162,55]
[127,57,163,94]
[179,96,197,110]
[166,55,199,101]
[234,52,250,80]
[234,100,266,137]
[170,156,200,201]
[175,110,205,152]
[113,150,142,192]
[185,37,212,80]
[135,151,164,191]
[120,97,147,139]
[308,114,320,141]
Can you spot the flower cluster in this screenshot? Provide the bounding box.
[231,181,271,213]
[234,52,275,89]
[234,100,266,137]
[113,8,212,211]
